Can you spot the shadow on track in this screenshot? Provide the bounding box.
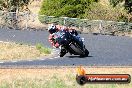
[66,55,93,58]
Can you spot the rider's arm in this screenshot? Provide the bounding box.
[49,34,54,45]
[49,34,59,48]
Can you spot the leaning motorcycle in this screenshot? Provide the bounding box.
[53,30,89,57]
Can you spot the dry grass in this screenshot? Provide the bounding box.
[0,67,131,88]
[0,42,50,61]
[99,0,110,6]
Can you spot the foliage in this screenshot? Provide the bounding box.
[109,0,123,7]
[39,0,98,18]
[84,2,129,22]
[39,0,131,22]
[0,0,32,30]
[0,0,31,12]
[109,0,132,13]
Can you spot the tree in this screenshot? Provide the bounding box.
[109,0,132,13]
[39,0,98,18]
[124,0,132,13]
[0,0,31,12]
[0,0,32,29]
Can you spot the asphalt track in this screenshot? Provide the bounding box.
[0,28,132,67]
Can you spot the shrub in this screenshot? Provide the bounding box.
[84,2,129,22]
[39,0,98,18]
[39,0,130,22]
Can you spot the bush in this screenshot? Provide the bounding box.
[39,0,98,18]
[84,2,129,22]
[39,0,130,22]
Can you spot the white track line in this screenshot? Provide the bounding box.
[49,58,54,59]
[27,60,33,61]
[49,56,60,59]
[0,41,10,43]
[54,56,60,58]
[11,61,17,63]
[40,58,46,60]
[0,62,4,63]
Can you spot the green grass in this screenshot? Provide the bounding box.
[36,43,51,54]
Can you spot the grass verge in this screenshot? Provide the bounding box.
[0,42,51,60]
[36,43,51,54]
[0,67,131,88]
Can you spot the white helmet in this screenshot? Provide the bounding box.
[48,24,57,34]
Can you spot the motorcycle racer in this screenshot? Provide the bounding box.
[48,24,79,47]
[48,24,83,57]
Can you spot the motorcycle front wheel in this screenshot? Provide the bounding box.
[84,49,89,57]
[80,49,89,57]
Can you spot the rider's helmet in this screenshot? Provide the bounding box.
[48,24,57,34]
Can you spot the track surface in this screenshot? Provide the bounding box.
[0,28,132,67]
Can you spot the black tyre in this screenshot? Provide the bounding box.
[84,49,89,57]
[80,49,89,57]
[60,53,64,57]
